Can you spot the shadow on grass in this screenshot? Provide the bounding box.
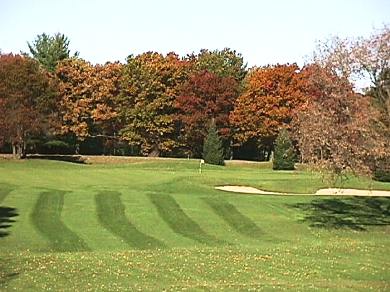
[148,193,226,246]
[31,191,90,252]
[203,197,263,238]
[27,154,86,164]
[0,257,19,288]
[96,191,166,249]
[0,184,18,238]
[0,207,18,238]
[290,197,390,231]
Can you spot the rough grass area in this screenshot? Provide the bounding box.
[0,158,389,290]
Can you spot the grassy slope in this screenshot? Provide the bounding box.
[0,159,389,290]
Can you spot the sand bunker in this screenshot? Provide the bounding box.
[215,186,390,197]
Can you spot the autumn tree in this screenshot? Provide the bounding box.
[312,27,390,179]
[0,54,58,158]
[355,27,390,180]
[28,33,78,72]
[294,64,385,181]
[56,58,122,150]
[176,70,239,157]
[190,48,247,81]
[230,64,307,160]
[119,52,190,156]
[353,27,390,147]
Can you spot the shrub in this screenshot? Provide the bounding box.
[43,140,73,154]
[273,129,296,170]
[373,157,390,182]
[203,121,224,166]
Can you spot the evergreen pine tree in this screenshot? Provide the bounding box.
[203,121,224,165]
[27,33,78,72]
[273,129,296,170]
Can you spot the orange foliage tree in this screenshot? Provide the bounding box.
[230,64,307,159]
[56,59,122,145]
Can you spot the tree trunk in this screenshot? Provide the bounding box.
[12,144,16,158]
[12,142,25,159]
[148,145,160,157]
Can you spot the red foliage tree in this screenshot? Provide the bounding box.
[176,70,239,157]
[0,53,57,157]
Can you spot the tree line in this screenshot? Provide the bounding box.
[0,28,389,179]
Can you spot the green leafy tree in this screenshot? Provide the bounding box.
[189,48,247,81]
[203,121,224,165]
[28,33,78,72]
[273,129,296,170]
[119,52,190,156]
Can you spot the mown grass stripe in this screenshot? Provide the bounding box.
[31,191,90,252]
[95,191,165,249]
[0,184,14,204]
[203,197,263,238]
[148,193,225,245]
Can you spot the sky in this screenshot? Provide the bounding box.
[0,0,389,68]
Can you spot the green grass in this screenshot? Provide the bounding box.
[0,183,14,203]
[148,193,225,246]
[95,191,165,249]
[30,191,90,252]
[0,158,389,291]
[203,197,264,238]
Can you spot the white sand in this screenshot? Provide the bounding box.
[215,186,390,197]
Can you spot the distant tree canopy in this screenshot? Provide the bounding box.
[1,28,389,179]
[28,33,78,72]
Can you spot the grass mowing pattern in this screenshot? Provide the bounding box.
[204,197,264,238]
[148,193,225,245]
[0,184,14,204]
[2,160,390,290]
[95,191,166,249]
[31,191,90,252]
